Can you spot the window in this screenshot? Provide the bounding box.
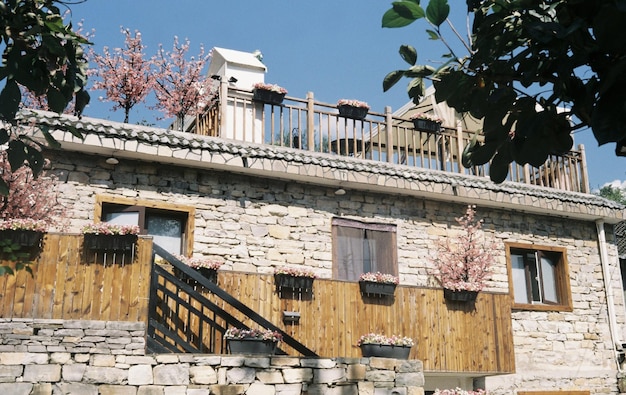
[95,195,195,255]
[332,218,397,281]
[506,242,572,311]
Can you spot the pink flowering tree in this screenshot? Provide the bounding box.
[89,28,154,123]
[0,151,65,228]
[152,37,216,131]
[432,205,496,292]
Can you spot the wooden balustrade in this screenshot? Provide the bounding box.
[193,87,589,193]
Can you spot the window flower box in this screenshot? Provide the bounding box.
[0,219,47,248]
[443,288,478,302]
[82,223,139,252]
[337,99,370,120]
[357,333,414,359]
[358,272,399,296]
[253,82,287,105]
[274,266,316,291]
[225,328,282,355]
[410,113,443,133]
[174,255,223,284]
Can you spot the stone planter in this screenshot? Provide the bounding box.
[253,89,285,105]
[359,281,396,296]
[0,229,44,248]
[227,338,278,355]
[360,344,411,359]
[83,233,137,252]
[443,288,478,302]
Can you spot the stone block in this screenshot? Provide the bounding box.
[269,357,300,367]
[153,364,189,385]
[368,358,398,370]
[300,359,336,369]
[55,382,99,395]
[364,370,395,383]
[0,364,22,380]
[313,367,346,384]
[358,381,375,395]
[246,382,275,395]
[257,370,284,384]
[347,364,366,381]
[129,364,153,385]
[137,386,166,395]
[190,365,217,384]
[0,352,48,365]
[396,361,422,373]
[23,364,61,382]
[209,384,246,395]
[83,366,127,384]
[92,354,116,367]
[395,373,424,387]
[243,357,270,368]
[163,386,187,395]
[282,368,313,383]
[226,367,256,384]
[62,363,86,381]
[274,383,302,395]
[99,385,138,395]
[0,383,33,395]
[32,383,52,395]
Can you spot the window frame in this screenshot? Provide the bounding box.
[94,195,195,256]
[331,217,398,282]
[506,242,572,312]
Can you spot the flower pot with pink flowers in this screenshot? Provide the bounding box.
[357,333,414,359]
[358,272,399,297]
[432,205,496,303]
[410,112,443,133]
[82,223,140,252]
[252,82,287,105]
[337,99,370,120]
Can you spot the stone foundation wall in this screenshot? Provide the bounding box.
[0,319,425,395]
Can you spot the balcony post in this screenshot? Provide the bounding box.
[307,92,315,151]
[456,120,464,173]
[579,144,590,193]
[219,80,228,138]
[385,106,393,163]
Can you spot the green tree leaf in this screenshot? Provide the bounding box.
[426,0,450,27]
[0,80,21,121]
[383,70,406,92]
[399,45,417,66]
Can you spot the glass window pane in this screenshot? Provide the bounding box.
[541,255,559,303]
[528,253,541,302]
[147,216,183,255]
[511,254,529,303]
[105,212,139,225]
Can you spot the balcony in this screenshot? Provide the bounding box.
[192,85,589,193]
[0,234,515,376]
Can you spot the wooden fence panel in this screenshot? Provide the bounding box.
[0,234,151,322]
[198,272,515,374]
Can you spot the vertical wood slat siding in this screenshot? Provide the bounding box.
[0,234,152,322]
[214,272,515,374]
[0,236,514,374]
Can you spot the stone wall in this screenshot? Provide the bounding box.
[44,151,626,394]
[0,319,425,395]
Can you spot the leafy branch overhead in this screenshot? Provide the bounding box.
[0,1,91,193]
[383,0,626,183]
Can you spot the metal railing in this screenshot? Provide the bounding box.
[192,85,589,193]
[146,244,317,356]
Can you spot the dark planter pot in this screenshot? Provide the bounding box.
[0,230,44,247]
[83,233,137,252]
[253,89,285,105]
[359,281,396,296]
[338,105,368,121]
[412,118,441,133]
[227,338,278,355]
[360,344,411,359]
[443,288,479,302]
[197,268,218,284]
[274,274,315,291]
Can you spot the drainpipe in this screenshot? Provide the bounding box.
[596,219,624,372]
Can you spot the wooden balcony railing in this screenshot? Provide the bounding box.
[0,234,515,375]
[193,85,589,193]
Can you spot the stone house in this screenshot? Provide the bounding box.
[2,48,626,394]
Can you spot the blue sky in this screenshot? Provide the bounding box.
[70,1,624,190]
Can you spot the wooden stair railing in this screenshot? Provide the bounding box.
[146,244,317,356]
